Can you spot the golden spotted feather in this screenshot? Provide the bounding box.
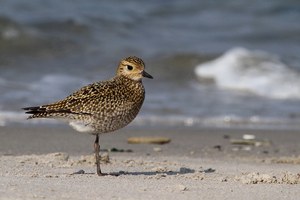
[23,56,153,134]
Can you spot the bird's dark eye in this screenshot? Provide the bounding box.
[127,65,133,70]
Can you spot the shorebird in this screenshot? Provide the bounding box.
[23,56,153,176]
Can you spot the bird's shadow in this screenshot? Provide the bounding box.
[71,167,215,176]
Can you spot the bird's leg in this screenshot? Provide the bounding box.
[94,134,103,176]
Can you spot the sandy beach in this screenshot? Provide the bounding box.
[1,0,300,199]
[0,125,300,200]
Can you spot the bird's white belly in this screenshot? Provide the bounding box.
[69,121,94,133]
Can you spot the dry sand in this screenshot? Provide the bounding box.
[1,125,300,199]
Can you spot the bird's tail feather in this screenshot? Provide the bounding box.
[23,106,45,114]
[23,106,90,119]
[23,106,69,119]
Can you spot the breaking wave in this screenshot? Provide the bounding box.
[195,47,300,99]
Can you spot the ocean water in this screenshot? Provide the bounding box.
[1,0,300,129]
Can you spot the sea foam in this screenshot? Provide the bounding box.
[195,47,300,99]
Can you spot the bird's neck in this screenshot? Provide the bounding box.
[117,75,142,84]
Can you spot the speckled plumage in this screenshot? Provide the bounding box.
[23,56,153,176]
[25,75,145,134]
[24,56,152,134]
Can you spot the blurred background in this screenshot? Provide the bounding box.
[1,0,300,129]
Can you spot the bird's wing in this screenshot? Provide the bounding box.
[43,81,115,113]
[24,80,131,118]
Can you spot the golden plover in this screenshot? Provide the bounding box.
[23,56,153,176]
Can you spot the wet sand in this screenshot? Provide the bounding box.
[1,125,300,199]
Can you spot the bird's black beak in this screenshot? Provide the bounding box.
[142,70,153,79]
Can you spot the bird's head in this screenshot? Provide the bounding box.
[117,56,153,81]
